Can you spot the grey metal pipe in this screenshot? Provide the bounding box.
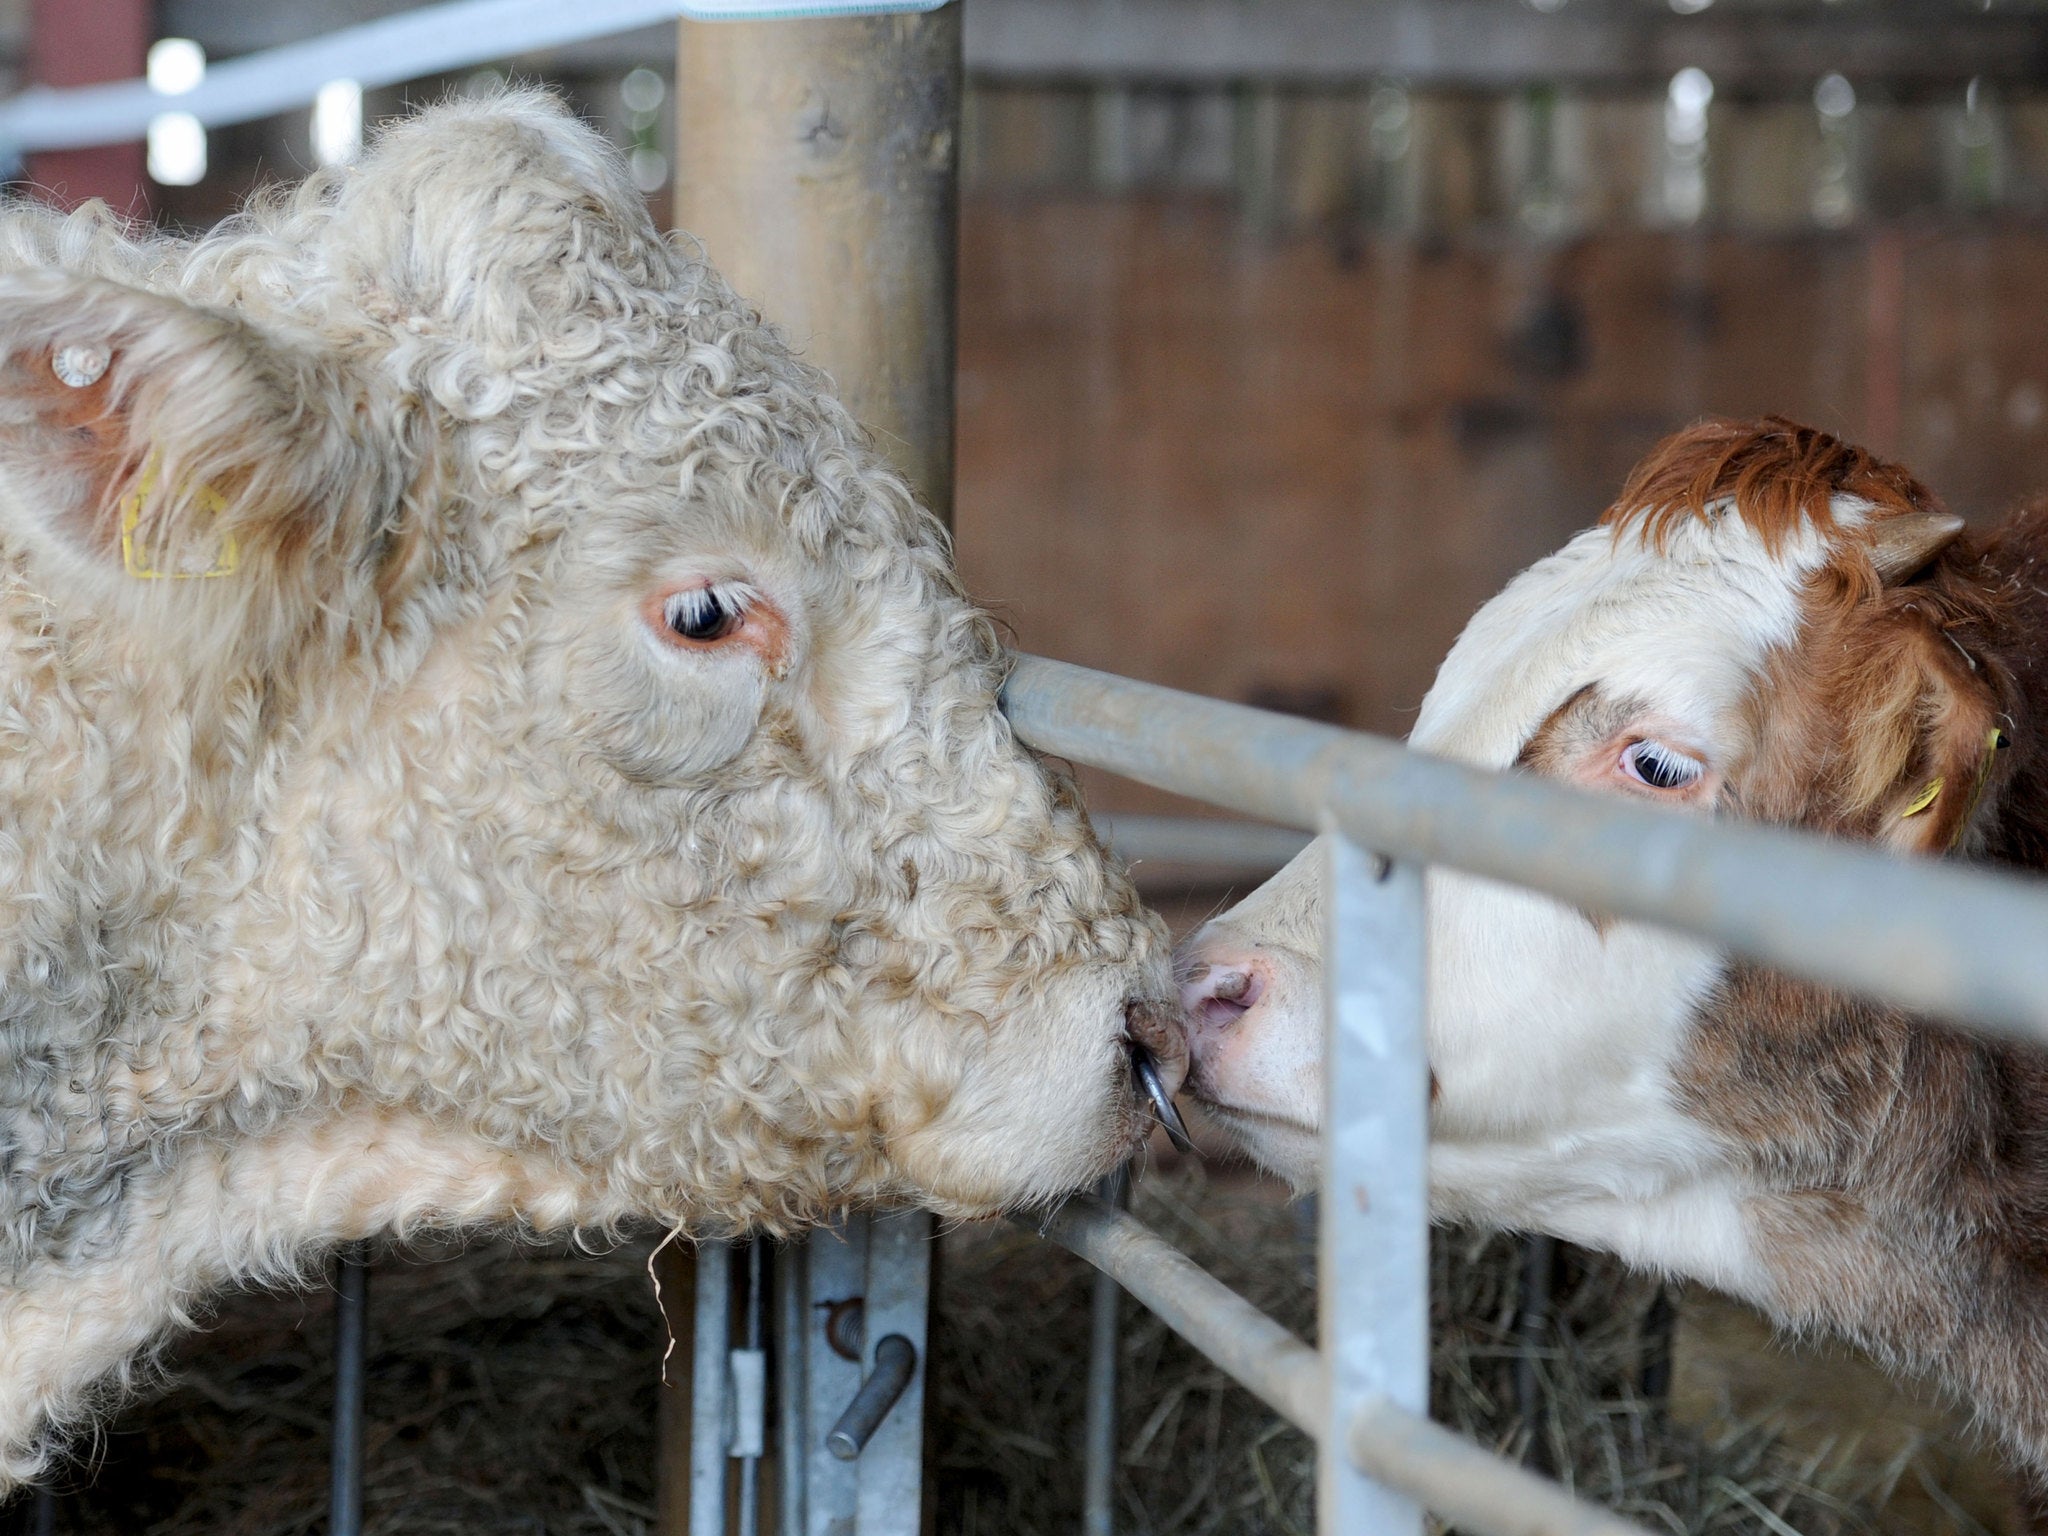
[329,1247,368,1536]
[1002,655,2048,1046]
[738,1238,764,1535]
[1095,813,1311,880]
[1080,1167,1131,1536]
[1034,1195,1324,1432]
[825,1335,918,1460]
[688,1242,731,1536]
[1036,1198,1659,1536]
[1347,1397,1653,1536]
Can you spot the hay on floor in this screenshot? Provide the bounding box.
[32,1165,2005,1534]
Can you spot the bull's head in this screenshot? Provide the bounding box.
[0,92,1180,1230]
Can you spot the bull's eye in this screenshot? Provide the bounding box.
[664,586,741,643]
[1621,738,1704,791]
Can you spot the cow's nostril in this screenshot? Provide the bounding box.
[1183,964,1261,1031]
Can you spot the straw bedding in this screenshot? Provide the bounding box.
[23,1164,1999,1535]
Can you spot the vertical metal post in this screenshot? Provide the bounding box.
[775,1243,807,1536]
[852,1211,932,1532]
[1515,1232,1558,1470]
[329,1247,369,1536]
[802,1221,867,1533]
[673,6,962,519]
[1319,836,1428,1533]
[1081,1166,1131,1536]
[689,1241,733,1536]
[736,1239,768,1534]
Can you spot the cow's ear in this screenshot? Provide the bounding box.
[1855,616,2005,858]
[0,271,416,674]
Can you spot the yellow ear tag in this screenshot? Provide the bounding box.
[119,458,237,579]
[1900,778,1944,818]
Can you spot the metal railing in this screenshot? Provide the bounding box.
[1000,653,2048,1534]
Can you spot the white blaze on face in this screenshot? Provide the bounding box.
[1181,503,1858,1300]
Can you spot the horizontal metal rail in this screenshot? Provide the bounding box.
[1036,1197,1654,1536]
[1003,654,2048,1047]
[1095,813,1311,881]
[1035,1195,1322,1431]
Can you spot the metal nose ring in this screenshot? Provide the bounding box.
[1130,1042,1195,1154]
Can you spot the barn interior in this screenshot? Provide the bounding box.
[5,1,2047,1532]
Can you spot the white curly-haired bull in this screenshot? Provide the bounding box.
[0,91,1182,1481]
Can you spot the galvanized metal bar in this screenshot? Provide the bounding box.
[799,1219,866,1535]
[736,1238,767,1534]
[1319,839,1427,1533]
[1094,813,1310,880]
[1001,655,2048,1045]
[1035,1195,1324,1431]
[824,1336,918,1459]
[328,1247,368,1536]
[774,1244,806,1536]
[688,1241,731,1536]
[1347,1398,1653,1536]
[1515,1234,1560,1469]
[1036,1199,1661,1536]
[1080,1166,1131,1536]
[852,1210,932,1531]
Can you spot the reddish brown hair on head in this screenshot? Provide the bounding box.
[1603,415,1948,554]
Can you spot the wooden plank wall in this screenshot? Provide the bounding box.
[954,198,2048,814]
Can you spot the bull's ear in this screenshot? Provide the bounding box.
[0,271,415,674]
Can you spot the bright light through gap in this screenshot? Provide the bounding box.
[313,79,364,167]
[147,38,205,96]
[147,111,206,186]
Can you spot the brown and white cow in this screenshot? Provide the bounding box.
[1180,417,2048,1477]
[0,92,1182,1482]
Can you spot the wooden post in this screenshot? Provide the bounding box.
[673,8,961,523]
[26,0,150,215]
[665,12,960,1533]
[653,1241,700,1536]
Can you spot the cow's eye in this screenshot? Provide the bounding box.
[664,586,741,643]
[1621,738,1704,790]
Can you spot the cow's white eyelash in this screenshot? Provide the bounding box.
[661,582,755,641]
[1621,739,1704,790]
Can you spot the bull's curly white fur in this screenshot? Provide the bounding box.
[0,90,1176,1482]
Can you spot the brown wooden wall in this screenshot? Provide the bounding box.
[952,195,2048,809]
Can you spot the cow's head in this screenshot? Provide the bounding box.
[1178,420,1993,1232]
[0,93,1180,1227]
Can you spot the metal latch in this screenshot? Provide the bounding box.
[824,1335,918,1460]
